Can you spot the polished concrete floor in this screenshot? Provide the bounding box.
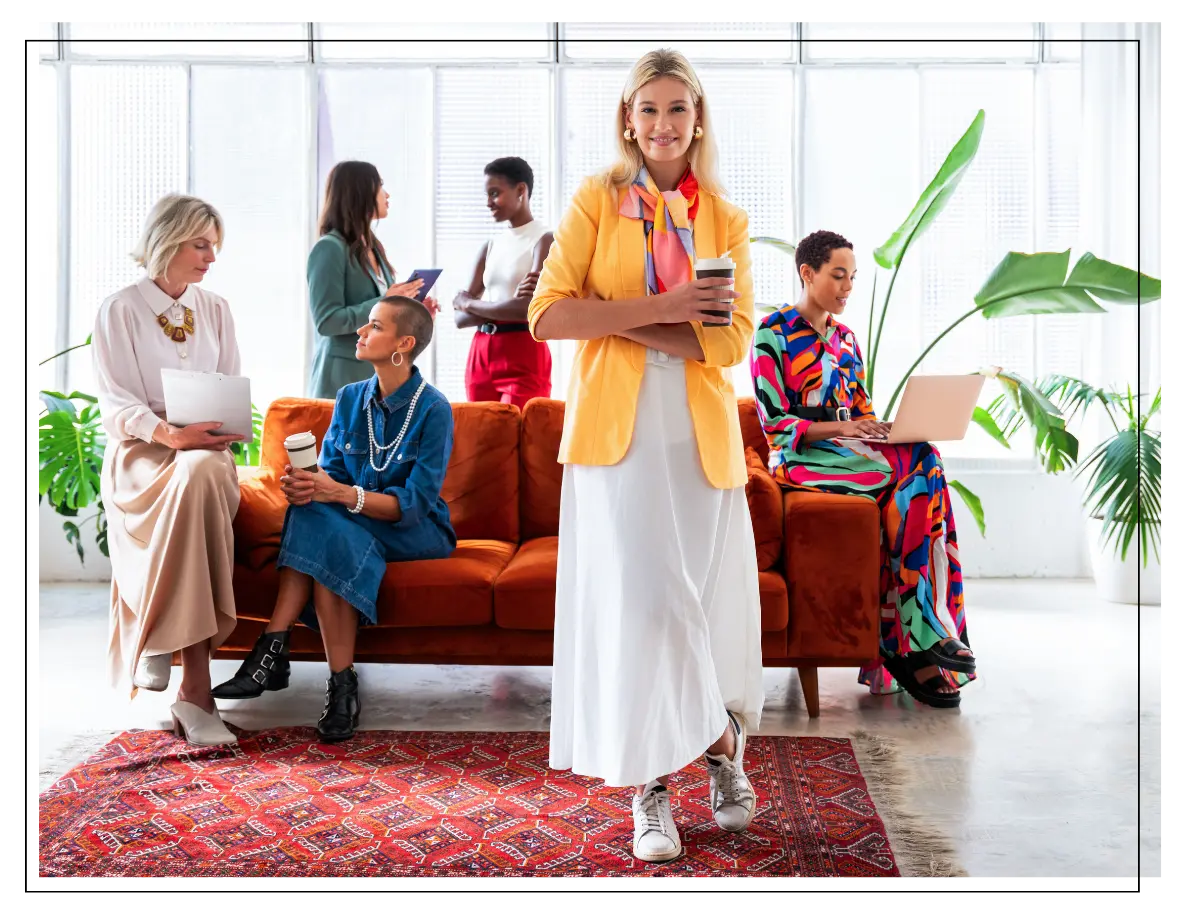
[37,579,1159,878]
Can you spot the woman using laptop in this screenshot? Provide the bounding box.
[212,297,455,744]
[751,230,976,709]
[93,194,246,746]
[452,156,554,409]
[529,50,763,864]
[308,160,438,399]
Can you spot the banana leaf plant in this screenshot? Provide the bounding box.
[985,376,1161,566]
[749,108,1162,538]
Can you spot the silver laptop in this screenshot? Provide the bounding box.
[161,369,253,438]
[860,374,985,444]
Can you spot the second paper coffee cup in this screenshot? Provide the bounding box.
[283,431,320,473]
[694,257,736,327]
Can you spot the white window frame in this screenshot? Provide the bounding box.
[39,23,1080,468]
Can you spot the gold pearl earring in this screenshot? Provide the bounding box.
[623,128,635,142]
[693,125,704,139]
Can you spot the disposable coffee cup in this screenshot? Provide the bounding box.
[694,257,736,327]
[283,431,319,473]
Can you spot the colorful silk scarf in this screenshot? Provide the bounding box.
[618,165,700,295]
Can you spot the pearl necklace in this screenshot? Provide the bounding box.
[366,379,427,472]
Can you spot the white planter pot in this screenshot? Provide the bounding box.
[1085,517,1161,605]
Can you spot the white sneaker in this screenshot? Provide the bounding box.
[705,711,757,832]
[631,780,682,862]
[133,653,171,692]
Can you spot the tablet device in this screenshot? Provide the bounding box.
[403,269,443,302]
[161,370,253,438]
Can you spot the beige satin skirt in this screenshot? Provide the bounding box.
[102,440,240,690]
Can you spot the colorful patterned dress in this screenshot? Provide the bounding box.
[751,306,973,694]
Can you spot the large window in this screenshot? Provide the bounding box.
[36,22,1086,463]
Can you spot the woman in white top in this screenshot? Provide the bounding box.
[452,157,554,409]
[93,194,245,747]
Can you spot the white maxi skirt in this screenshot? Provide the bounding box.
[548,348,764,787]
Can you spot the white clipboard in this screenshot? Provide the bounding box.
[161,369,253,438]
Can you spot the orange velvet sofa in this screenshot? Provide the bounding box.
[221,396,880,716]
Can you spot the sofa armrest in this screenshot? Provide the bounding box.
[782,491,879,660]
[743,449,783,571]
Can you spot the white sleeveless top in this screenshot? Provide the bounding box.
[482,218,549,304]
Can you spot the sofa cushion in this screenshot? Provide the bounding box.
[520,398,566,541]
[233,540,514,628]
[260,397,335,477]
[375,540,515,628]
[251,397,521,545]
[782,490,879,660]
[493,536,788,633]
[233,468,287,569]
[738,397,769,468]
[443,403,521,544]
[743,448,784,571]
[493,536,558,630]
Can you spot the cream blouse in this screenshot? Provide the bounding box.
[92,277,241,443]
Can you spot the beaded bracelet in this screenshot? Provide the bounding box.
[347,484,365,515]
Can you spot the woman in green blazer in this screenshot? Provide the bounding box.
[307,161,432,398]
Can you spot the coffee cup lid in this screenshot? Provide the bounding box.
[695,257,736,270]
[283,431,316,449]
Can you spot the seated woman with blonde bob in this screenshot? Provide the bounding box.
[94,194,246,746]
[212,297,456,744]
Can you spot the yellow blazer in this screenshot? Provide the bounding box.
[528,175,755,489]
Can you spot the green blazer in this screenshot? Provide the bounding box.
[306,231,394,398]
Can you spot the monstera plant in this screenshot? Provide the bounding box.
[39,388,107,563]
[38,339,263,563]
[750,109,1161,537]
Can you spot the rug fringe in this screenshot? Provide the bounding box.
[39,730,124,794]
[850,730,968,878]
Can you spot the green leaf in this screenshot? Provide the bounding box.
[39,403,106,513]
[974,251,1105,318]
[971,406,1011,449]
[749,236,797,257]
[62,520,84,566]
[986,369,1079,474]
[1065,252,1162,305]
[1079,426,1161,565]
[949,480,986,537]
[874,110,985,269]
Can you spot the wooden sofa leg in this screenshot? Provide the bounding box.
[797,667,820,717]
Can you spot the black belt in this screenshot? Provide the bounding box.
[795,405,851,422]
[477,322,529,335]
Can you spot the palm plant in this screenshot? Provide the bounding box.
[749,109,1161,536]
[986,376,1161,566]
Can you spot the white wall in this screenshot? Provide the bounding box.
[953,470,1091,578]
[39,501,112,582]
[38,471,1092,583]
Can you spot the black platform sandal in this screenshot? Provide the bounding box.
[211,631,291,700]
[882,654,962,709]
[925,637,976,675]
[316,667,360,743]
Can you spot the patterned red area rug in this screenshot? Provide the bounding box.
[40,728,908,877]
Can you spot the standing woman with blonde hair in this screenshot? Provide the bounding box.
[530,50,764,863]
[93,194,246,745]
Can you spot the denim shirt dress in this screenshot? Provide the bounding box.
[277,366,457,627]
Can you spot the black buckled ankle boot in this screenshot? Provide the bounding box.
[316,666,360,743]
[211,630,291,700]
